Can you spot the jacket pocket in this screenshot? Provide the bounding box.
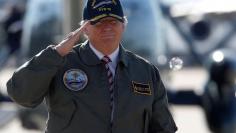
[47,100,77,132]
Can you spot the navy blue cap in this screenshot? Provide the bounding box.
[83,0,124,24]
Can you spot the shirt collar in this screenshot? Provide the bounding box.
[74,41,128,67]
[89,43,119,66]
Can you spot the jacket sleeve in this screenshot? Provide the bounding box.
[7,46,65,108]
[149,66,178,133]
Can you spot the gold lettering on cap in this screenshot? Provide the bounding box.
[99,7,111,12]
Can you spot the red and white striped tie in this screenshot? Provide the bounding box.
[101,55,115,127]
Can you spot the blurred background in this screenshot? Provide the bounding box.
[0,0,236,132]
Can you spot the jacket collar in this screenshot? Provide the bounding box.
[74,41,128,67]
[119,44,129,67]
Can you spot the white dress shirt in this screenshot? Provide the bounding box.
[89,43,119,77]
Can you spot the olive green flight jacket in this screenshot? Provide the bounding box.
[7,41,177,133]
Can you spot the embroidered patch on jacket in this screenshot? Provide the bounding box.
[132,81,152,95]
[63,69,88,91]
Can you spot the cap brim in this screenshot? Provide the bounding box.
[90,14,123,25]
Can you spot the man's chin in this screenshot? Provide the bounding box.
[101,37,116,42]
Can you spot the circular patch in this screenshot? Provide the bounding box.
[63,69,88,91]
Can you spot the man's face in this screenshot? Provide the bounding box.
[85,17,125,45]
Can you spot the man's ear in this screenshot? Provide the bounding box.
[122,23,125,31]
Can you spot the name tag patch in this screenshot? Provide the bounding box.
[132,81,152,95]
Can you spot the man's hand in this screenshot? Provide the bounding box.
[55,21,89,56]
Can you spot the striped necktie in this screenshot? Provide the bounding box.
[101,55,115,128]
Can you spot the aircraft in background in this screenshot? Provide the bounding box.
[159,0,236,66]
[159,0,236,132]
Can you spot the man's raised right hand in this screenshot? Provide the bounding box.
[55,21,89,56]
